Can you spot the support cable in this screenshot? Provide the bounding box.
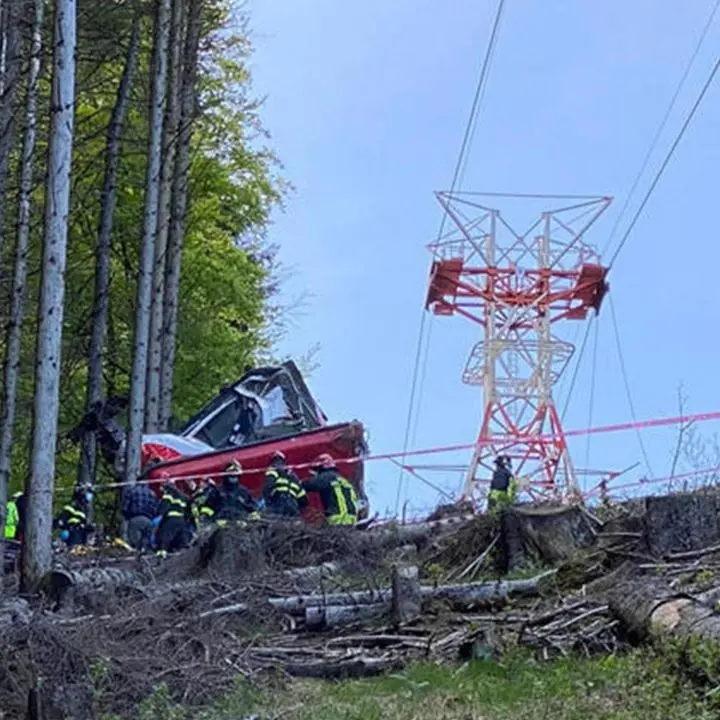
[395,0,506,514]
[583,317,600,474]
[602,0,720,258]
[609,294,654,476]
[608,52,720,269]
[560,315,595,423]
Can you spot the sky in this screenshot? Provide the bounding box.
[245,0,720,518]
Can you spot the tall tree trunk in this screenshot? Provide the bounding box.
[124,0,170,482]
[145,0,183,433]
[0,0,43,543]
[22,0,76,593]
[0,0,23,259]
[76,12,141,489]
[158,0,202,430]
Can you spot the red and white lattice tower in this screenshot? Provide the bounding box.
[425,192,613,503]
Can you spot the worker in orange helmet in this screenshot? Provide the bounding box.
[302,453,358,526]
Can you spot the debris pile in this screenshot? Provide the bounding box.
[5,489,720,717]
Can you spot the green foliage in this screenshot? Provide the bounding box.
[0,0,285,505]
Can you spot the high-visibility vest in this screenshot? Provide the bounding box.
[488,476,518,509]
[62,504,87,526]
[327,476,358,526]
[4,497,18,539]
[266,469,307,503]
[161,493,187,520]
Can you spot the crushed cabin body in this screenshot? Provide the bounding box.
[72,361,370,523]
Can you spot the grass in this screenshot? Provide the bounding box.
[129,649,720,720]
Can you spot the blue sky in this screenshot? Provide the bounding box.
[246,0,720,517]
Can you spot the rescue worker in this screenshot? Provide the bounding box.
[302,453,358,526]
[487,455,518,511]
[192,478,223,526]
[120,481,159,550]
[214,460,259,527]
[263,451,308,518]
[55,487,93,547]
[154,482,193,554]
[4,491,25,541]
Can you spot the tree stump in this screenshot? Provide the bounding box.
[644,491,720,556]
[391,564,421,624]
[499,504,598,571]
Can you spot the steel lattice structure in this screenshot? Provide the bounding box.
[425,192,613,503]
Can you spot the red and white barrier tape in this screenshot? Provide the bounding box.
[53,407,720,494]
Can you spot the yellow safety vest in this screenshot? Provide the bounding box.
[328,476,358,526]
[488,476,518,509]
[162,493,186,519]
[62,504,87,526]
[4,498,18,539]
[266,469,307,502]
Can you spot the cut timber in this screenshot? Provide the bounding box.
[305,603,387,630]
[644,491,720,557]
[392,565,421,623]
[196,572,552,622]
[500,504,598,571]
[608,577,720,642]
[44,567,141,605]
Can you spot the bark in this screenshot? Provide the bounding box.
[391,564,421,624]
[0,0,24,259]
[643,491,720,557]
[205,573,552,617]
[124,0,170,482]
[0,0,43,543]
[499,504,598,573]
[145,0,183,432]
[46,567,141,605]
[22,0,76,594]
[305,603,388,630]
[608,577,720,666]
[158,0,203,429]
[76,12,141,490]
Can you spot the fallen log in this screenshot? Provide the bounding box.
[608,577,720,642]
[430,571,555,604]
[305,603,388,630]
[197,571,553,622]
[43,567,143,607]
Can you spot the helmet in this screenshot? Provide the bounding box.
[271,450,287,462]
[313,453,336,470]
[225,459,242,485]
[495,455,511,467]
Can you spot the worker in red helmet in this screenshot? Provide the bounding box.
[302,453,358,526]
[263,451,307,518]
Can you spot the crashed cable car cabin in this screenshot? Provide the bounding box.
[141,361,370,522]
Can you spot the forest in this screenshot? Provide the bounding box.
[0,0,285,590]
